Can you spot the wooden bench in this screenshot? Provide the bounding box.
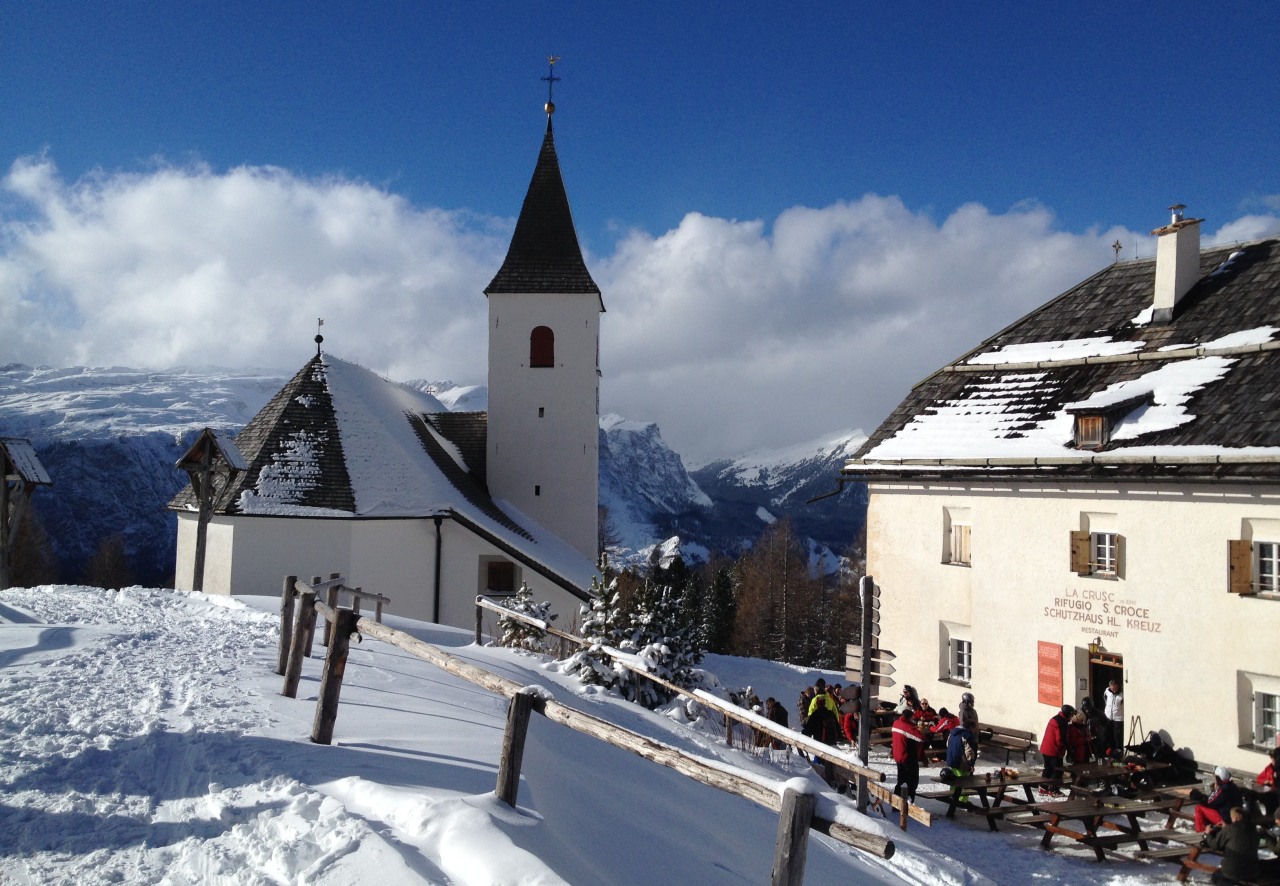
[980,725,1038,765]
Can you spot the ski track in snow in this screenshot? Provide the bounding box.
[0,587,418,886]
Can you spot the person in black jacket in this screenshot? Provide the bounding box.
[1202,806,1260,885]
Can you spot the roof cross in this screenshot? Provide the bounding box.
[1112,239,1123,262]
[542,55,560,115]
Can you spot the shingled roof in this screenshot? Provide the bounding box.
[485,118,602,301]
[847,237,1280,482]
[169,354,597,593]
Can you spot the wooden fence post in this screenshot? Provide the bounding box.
[312,607,357,745]
[475,598,483,646]
[321,573,340,647]
[351,588,361,617]
[303,576,321,657]
[496,690,537,807]
[282,590,316,698]
[277,574,297,675]
[772,785,815,886]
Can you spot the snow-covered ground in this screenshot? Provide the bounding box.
[0,586,1196,884]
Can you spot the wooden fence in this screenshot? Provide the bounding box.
[277,579,896,885]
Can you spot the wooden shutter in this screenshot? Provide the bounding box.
[1114,534,1125,580]
[529,326,554,367]
[1070,530,1091,574]
[1228,539,1254,594]
[487,561,515,594]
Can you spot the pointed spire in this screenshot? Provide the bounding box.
[485,116,600,297]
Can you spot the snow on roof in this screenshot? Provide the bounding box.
[852,239,1280,476]
[965,336,1141,366]
[233,355,598,591]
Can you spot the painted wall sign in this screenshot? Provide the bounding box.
[1037,640,1063,707]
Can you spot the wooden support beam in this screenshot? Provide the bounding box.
[312,607,357,745]
[496,690,536,807]
[282,590,316,699]
[277,574,297,676]
[772,786,815,886]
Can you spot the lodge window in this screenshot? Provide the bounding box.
[1259,543,1280,594]
[1068,394,1152,451]
[941,622,972,685]
[1071,529,1124,578]
[530,326,554,367]
[951,638,973,683]
[1259,692,1280,749]
[943,507,972,566]
[1075,415,1105,449]
[1229,539,1280,596]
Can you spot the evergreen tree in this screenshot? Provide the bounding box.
[80,533,134,590]
[497,582,558,653]
[560,577,622,688]
[615,575,705,707]
[9,508,58,588]
[701,562,737,655]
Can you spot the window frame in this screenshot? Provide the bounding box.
[950,637,973,684]
[1091,531,1118,576]
[1258,541,1280,595]
[1258,691,1280,749]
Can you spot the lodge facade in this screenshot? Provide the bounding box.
[845,212,1280,770]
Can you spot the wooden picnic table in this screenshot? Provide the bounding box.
[929,770,1052,831]
[1018,793,1194,862]
[1063,760,1172,795]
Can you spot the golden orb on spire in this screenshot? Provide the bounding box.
[542,55,560,117]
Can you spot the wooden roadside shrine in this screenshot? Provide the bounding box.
[174,428,245,593]
[0,438,52,591]
[277,576,896,886]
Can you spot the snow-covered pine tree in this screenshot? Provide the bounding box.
[559,576,621,688]
[497,582,558,653]
[616,575,705,707]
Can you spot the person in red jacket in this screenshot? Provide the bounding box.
[1065,710,1091,764]
[892,709,926,802]
[1249,747,1279,816]
[928,707,960,750]
[1039,704,1075,795]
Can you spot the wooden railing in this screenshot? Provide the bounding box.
[276,579,897,885]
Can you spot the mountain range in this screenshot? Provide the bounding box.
[0,363,867,586]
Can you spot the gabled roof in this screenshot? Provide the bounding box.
[847,238,1280,482]
[169,354,597,595]
[485,119,603,304]
[1,438,52,485]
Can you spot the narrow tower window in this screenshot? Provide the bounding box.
[530,326,554,367]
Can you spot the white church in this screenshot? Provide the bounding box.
[170,104,603,630]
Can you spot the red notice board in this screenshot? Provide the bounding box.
[1037,641,1063,707]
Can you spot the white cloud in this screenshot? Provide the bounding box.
[3,156,1277,464]
[0,157,501,383]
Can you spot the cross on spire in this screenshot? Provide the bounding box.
[542,55,561,116]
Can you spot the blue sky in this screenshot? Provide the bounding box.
[2,4,1278,461]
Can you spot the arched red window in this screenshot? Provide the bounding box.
[530,326,554,367]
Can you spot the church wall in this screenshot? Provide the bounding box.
[487,292,600,561]
[866,479,1280,771]
[177,512,591,637]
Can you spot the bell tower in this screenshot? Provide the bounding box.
[484,70,603,562]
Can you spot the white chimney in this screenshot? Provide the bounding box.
[1151,204,1202,323]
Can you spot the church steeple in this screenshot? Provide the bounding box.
[485,118,601,300]
[484,75,603,563]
